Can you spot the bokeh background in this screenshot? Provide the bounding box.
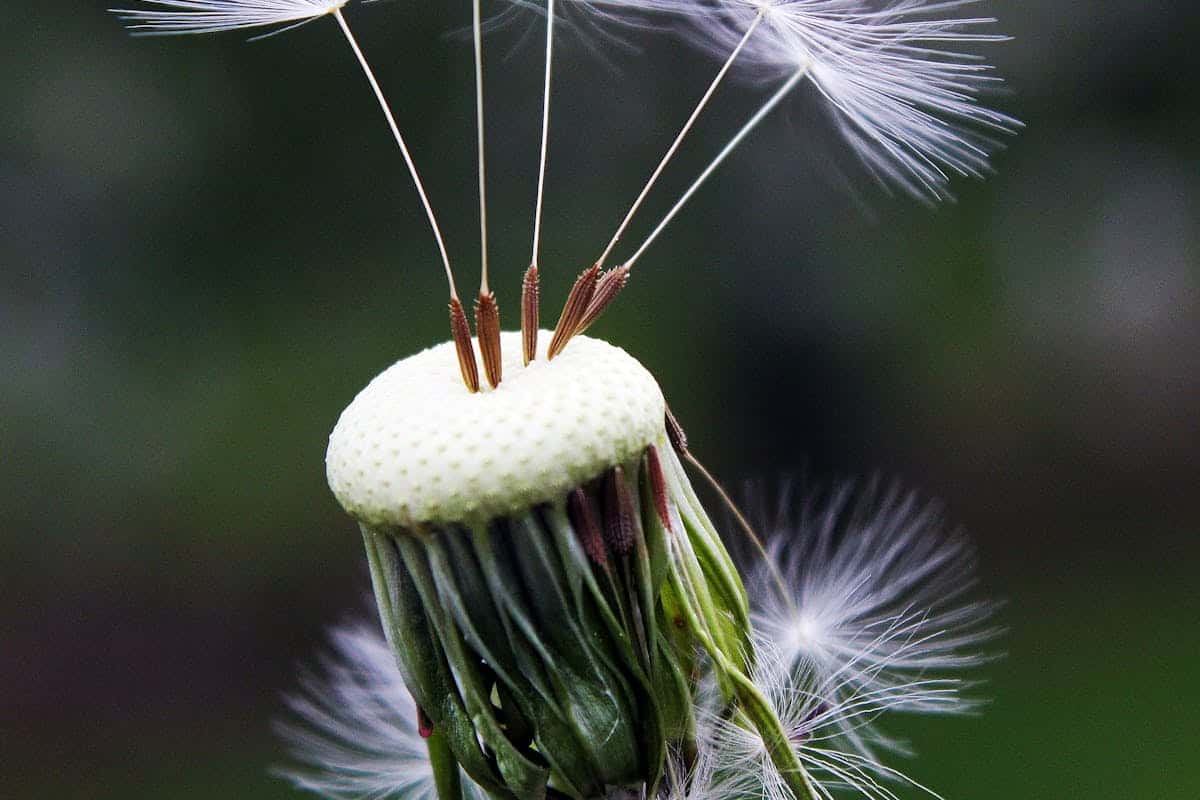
[4,1,1198,797]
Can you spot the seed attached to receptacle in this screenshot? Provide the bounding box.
[449,298,480,394]
[645,444,672,534]
[568,487,608,567]
[475,291,502,388]
[548,264,599,359]
[521,264,540,366]
[603,465,636,557]
[666,406,688,454]
[575,265,630,338]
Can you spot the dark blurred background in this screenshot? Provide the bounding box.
[4,1,1197,797]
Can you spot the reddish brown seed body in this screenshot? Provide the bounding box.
[449,298,480,393]
[568,488,607,566]
[645,445,673,533]
[574,265,630,337]
[521,264,539,366]
[603,465,637,557]
[475,291,503,388]
[665,406,688,454]
[547,264,600,359]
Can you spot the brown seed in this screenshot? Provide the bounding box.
[645,445,673,533]
[603,465,636,557]
[568,487,607,566]
[574,264,630,337]
[665,406,688,454]
[521,264,539,366]
[547,264,600,359]
[449,298,480,393]
[475,291,503,388]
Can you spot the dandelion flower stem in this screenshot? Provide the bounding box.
[665,531,817,800]
[425,726,465,800]
[625,63,811,271]
[332,9,458,299]
[472,0,490,295]
[530,0,555,270]
[597,10,766,269]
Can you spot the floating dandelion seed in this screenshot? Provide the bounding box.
[675,0,1022,203]
[112,0,1015,797]
[111,0,349,37]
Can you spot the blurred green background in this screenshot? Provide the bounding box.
[4,1,1198,797]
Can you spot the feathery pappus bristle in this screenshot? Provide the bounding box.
[744,480,1002,758]
[112,0,348,37]
[694,643,958,800]
[275,622,488,800]
[684,0,1020,201]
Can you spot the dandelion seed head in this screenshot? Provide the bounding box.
[113,0,1013,792]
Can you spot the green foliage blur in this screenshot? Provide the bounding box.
[4,1,1198,797]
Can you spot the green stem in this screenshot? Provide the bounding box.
[727,669,819,800]
[666,555,818,800]
[426,725,465,800]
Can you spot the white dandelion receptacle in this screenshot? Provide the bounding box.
[326,333,666,529]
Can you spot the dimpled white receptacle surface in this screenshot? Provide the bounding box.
[326,331,666,529]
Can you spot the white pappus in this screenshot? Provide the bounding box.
[111,0,349,37]
[680,0,1022,202]
[275,622,489,800]
[745,481,1002,759]
[693,643,958,800]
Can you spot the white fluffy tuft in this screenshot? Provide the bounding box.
[690,0,1020,201]
[112,0,347,37]
[747,481,1001,758]
[276,621,486,800]
[696,644,955,800]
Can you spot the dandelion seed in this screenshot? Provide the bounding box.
[685,0,1021,202]
[746,481,1002,757]
[607,0,1019,270]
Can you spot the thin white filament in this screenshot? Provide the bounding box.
[530,0,555,269]
[625,63,811,270]
[111,0,346,37]
[473,0,491,294]
[333,10,458,298]
[597,10,766,269]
